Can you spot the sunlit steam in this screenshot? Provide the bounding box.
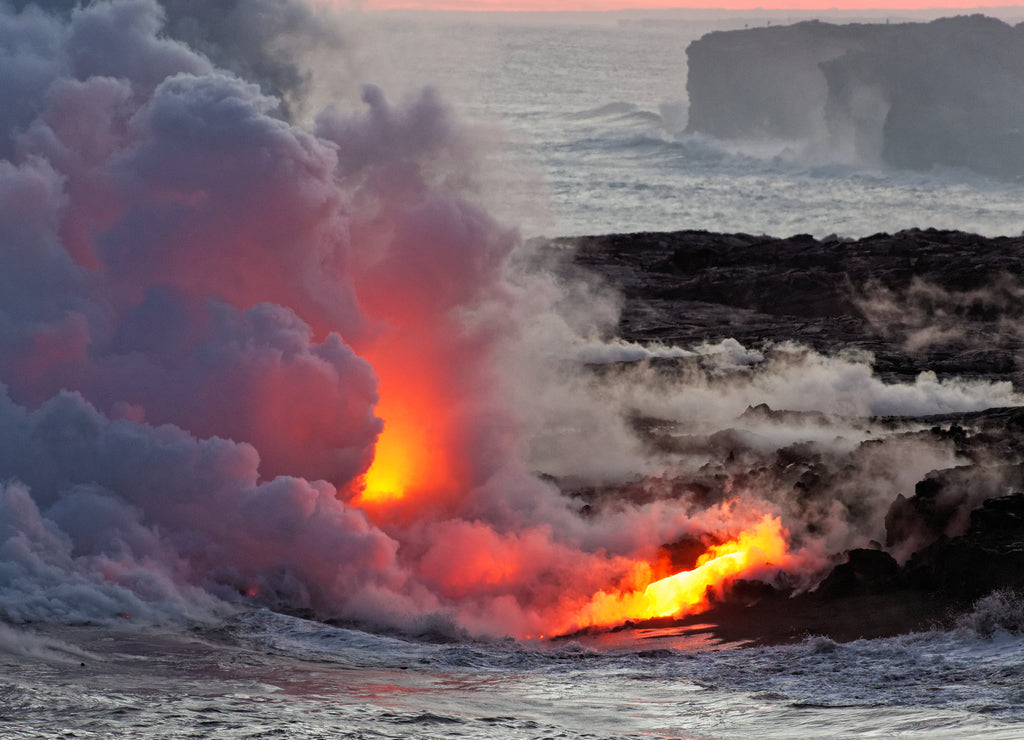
[356,353,457,506]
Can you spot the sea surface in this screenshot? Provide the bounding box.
[4,605,1024,739]
[6,11,1024,740]
[364,12,1024,239]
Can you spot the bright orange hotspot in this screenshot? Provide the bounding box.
[567,515,788,632]
[358,389,432,503]
[358,418,421,503]
[354,342,462,508]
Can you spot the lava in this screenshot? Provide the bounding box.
[354,342,463,509]
[564,515,789,633]
[357,390,440,504]
[642,516,788,618]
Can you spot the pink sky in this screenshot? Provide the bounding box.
[357,1,1024,9]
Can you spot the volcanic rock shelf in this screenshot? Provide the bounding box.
[555,227,1024,384]
[549,227,1024,644]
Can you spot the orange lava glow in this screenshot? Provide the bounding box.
[565,515,789,633]
[357,390,442,504]
[354,342,463,509]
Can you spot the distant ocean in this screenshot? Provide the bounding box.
[371,13,1024,239]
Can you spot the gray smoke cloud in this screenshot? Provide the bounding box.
[0,0,493,631]
[4,0,344,118]
[855,275,1024,358]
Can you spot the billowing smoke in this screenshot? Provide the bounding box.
[0,0,1019,639]
[0,0,595,636]
[3,0,345,118]
[855,274,1024,357]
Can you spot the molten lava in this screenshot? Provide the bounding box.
[355,343,462,508]
[358,393,432,504]
[566,515,789,633]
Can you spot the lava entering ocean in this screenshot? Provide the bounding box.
[547,515,791,636]
[355,353,455,507]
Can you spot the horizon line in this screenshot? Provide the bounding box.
[356,4,1024,11]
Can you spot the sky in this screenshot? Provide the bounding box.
[354,1,1024,10]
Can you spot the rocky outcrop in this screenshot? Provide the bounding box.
[904,492,1024,599]
[807,490,1024,603]
[686,16,1024,176]
[885,463,1024,560]
[556,227,1024,385]
[686,20,873,141]
[673,495,1024,645]
[814,548,903,597]
[555,228,1024,642]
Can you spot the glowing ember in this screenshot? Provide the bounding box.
[355,345,461,508]
[566,515,789,632]
[358,398,432,503]
[360,399,423,503]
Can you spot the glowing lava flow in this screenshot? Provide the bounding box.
[357,392,432,504]
[566,515,789,633]
[354,344,462,508]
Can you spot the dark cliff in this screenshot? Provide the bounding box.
[686,15,1024,176]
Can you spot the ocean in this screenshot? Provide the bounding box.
[4,6,1024,739]
[5,604,1024,739]
[365,12,1024,240]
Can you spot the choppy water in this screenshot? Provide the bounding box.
[4,608,1024,739]
[369,14,1024,239]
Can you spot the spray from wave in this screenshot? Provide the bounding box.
[0,0,1019,640]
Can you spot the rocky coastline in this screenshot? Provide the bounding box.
[555,228,1024,644]
[685,16,1024,176]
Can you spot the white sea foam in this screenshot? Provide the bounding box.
[8,611,1023,739]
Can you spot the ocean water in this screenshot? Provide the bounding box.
[4,606,1024,739]
[367,14,1024,239]
[5,9,1024,740]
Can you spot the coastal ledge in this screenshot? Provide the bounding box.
[546,227,1024,646]
[552,227,1024,385]
[558,472,1024,648]
[683,488,1024,646]
[685,16,1024,177]
[564,471,1024,647]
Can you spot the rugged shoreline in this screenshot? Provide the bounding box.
[554,227,1024,384]
[552,227,1024,646]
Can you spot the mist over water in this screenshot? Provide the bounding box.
[2,3,1024,739]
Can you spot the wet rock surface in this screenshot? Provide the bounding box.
[697,491,1024,646]
[553,228,1024,643]
[905,492,1024,599]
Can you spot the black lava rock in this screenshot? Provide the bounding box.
[816,548,903,597]
[905,492,1024,600]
